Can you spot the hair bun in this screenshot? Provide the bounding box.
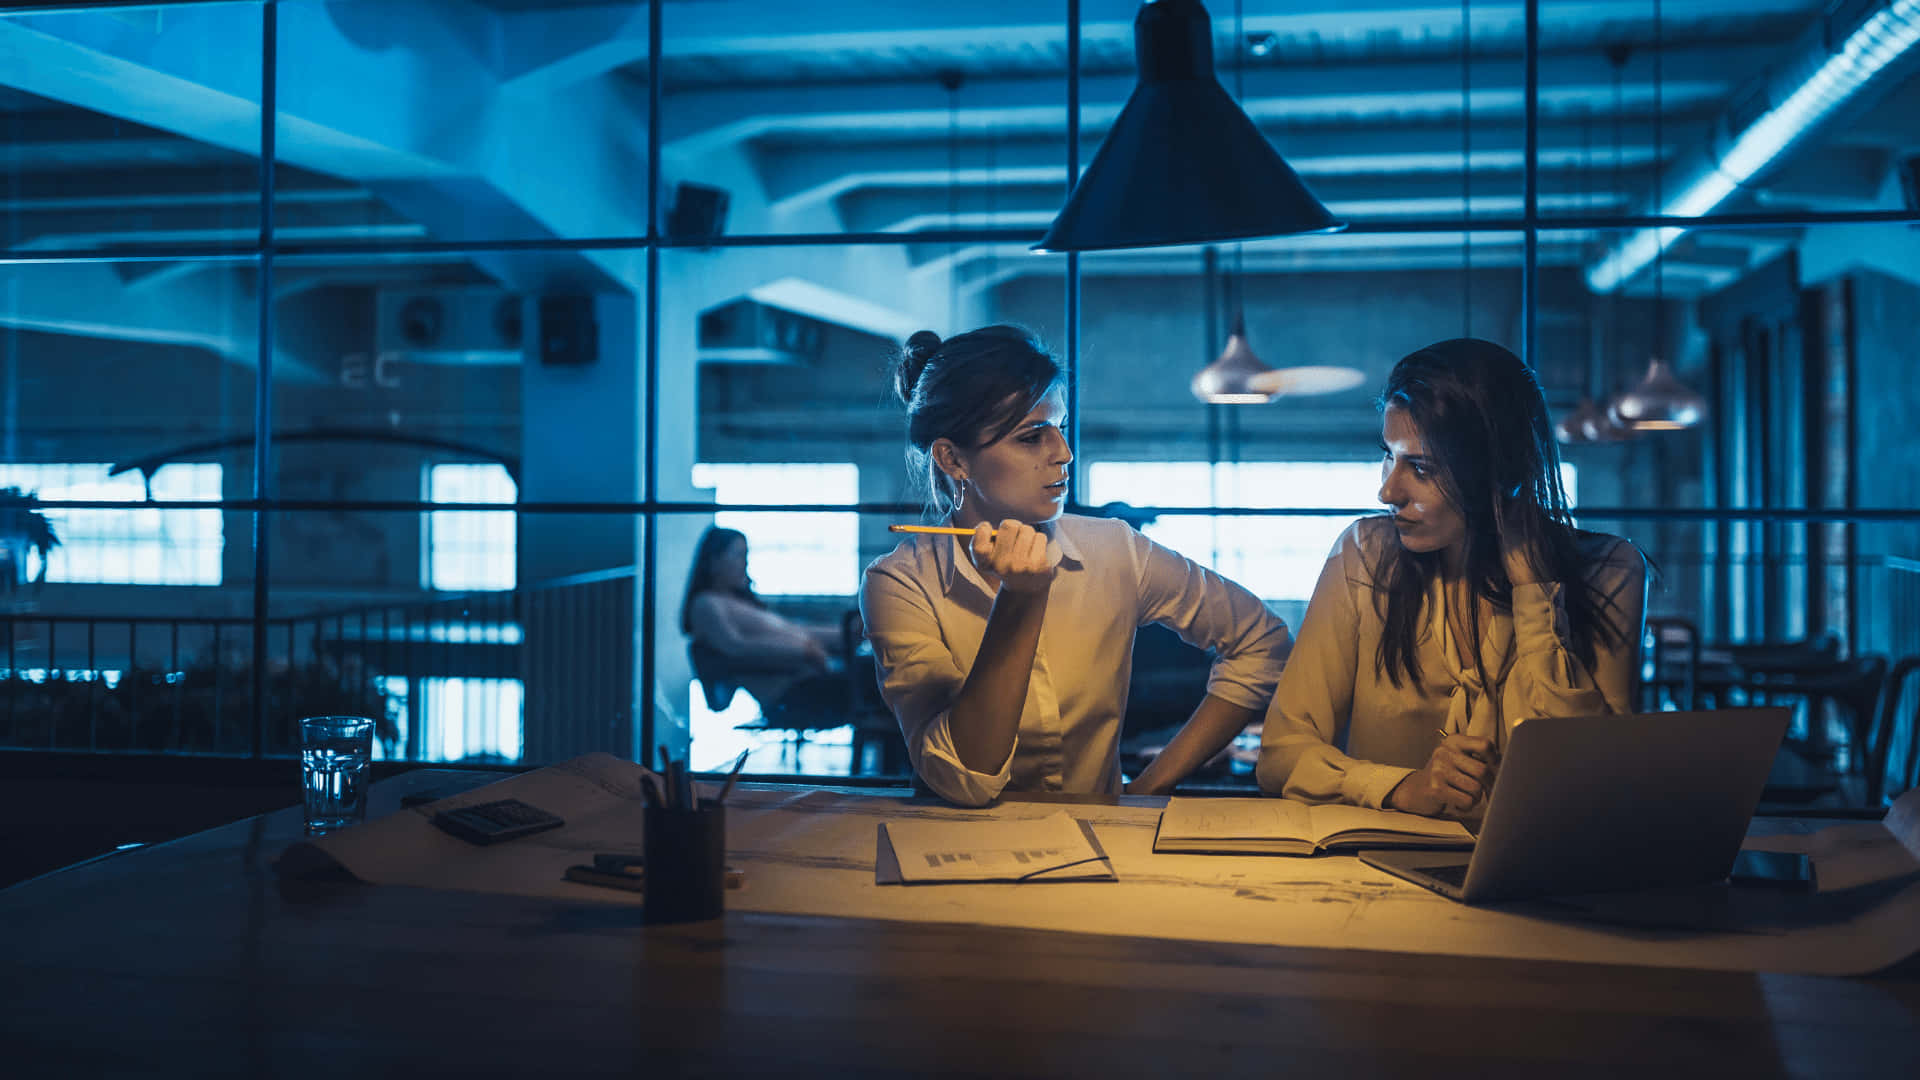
[905,329,943,359]
[894,330,944,406]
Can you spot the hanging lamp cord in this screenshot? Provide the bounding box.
[1232,0,1247,320]
[1652,0,1665,358]
[1461,0,1472,338]
[1609,43,1629,396]
[942,69,962,332]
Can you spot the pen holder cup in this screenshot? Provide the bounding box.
[642,801,726,924]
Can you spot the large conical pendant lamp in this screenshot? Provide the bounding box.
[1034,0,1345,253]
[1609,358,1707,431]
[1190,315,1276,404]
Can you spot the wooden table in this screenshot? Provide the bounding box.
[3,773,1917,1077]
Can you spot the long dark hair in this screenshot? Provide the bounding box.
[680,526,761,635]
[892,325,1064,517]
[1369,338,1630,691]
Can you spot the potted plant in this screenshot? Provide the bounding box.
[0,486,60,593]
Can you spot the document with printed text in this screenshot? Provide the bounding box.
[878,810,1116,884]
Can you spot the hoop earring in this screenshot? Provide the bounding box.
[952,477,969,515]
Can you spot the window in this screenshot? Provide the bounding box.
[1087,461,1579,604]
[425,463,516,592]
[0,463,223,586]
[381,675,523,764]
[1088,462,1378,604]
[690,463,859,596]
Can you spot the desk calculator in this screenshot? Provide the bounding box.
[431,798,565,845]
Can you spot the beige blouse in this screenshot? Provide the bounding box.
[1256,516,1647,809]
[862,514,1292,807]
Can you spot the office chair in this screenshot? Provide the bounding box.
[1641,616,1700,711]
[689,638,852,768]
[840,609,908,776]
[688,642,741,713]
[1869,655,1920,805]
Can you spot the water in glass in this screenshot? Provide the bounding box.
[301,717,373,834]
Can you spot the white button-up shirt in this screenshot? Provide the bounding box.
[860,514,1292,806]
[1256,517,1647,809]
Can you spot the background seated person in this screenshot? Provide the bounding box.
[682,526,848,720]
[1256,338,1647,818]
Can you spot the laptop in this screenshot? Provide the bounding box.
[1359,707,1789,904]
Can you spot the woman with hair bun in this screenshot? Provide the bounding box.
[1257,338,1648,818]
[861,325,1292,807]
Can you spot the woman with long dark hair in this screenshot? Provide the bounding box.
[682,526,844,715]
[862,325,1292,806]
[1256,338,1647,817]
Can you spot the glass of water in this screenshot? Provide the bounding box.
[300,716,374,834]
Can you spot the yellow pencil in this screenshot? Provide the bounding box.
[888,524,989,537]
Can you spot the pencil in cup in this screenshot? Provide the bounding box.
[888,524,993,537]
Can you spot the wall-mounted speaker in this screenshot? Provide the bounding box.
[666,182,729,245]
[539,295,597,366]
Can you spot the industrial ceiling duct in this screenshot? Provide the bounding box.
[1588,0,1920,293]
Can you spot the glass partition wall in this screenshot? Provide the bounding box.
[3,1,1917,801]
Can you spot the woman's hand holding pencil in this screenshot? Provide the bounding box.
[1391,732,1498,818]
[971,519,1056,594]
[891,521,1063,586]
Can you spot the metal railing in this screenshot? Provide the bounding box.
[0,568,635,760]
[5,549,1915,795]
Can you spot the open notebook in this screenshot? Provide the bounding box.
[1154,797,1474,856]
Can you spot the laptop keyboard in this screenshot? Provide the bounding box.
[1423,862,1470,886]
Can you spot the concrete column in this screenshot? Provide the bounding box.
[517,292,642,761]
[647,278,712,768]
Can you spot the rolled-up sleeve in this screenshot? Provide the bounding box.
[859,564,1012,807]
[1256,530,1412,809]
[1507,540,1649,722]
[1127,530,1291,710]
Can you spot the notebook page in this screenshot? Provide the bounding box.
[1156,797,1315,843]
[1307,803,1474,845]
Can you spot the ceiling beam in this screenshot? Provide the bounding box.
[663,44,1762,151]
[502,0,1817,94]
[756,118,1677,212]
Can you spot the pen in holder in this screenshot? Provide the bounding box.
[642,799,726,924]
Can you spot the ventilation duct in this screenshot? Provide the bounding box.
[1588,0,1920,293]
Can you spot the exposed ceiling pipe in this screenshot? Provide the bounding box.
[1587,0,1920,293]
